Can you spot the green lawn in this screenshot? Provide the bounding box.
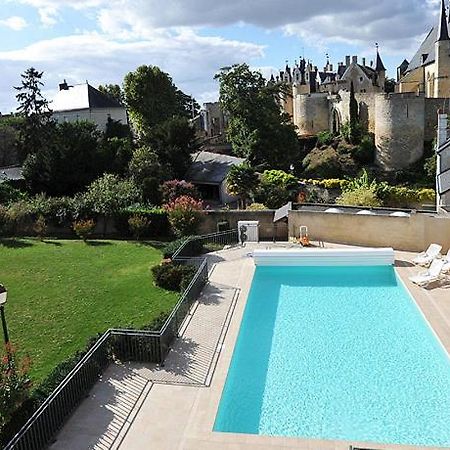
[0,238,178,383]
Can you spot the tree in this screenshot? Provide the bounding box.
[128,146,164,205]
[84,174,141,220]
[147,117,198,179]
[162,180,200,204]
[14,68,54,160]
[254,170,299,209]
[22,121,105,195]
[98,84,124,105]
[349,81,360,144]
[216,64,300,171]
[226,163,259,209]
[164,195,204,237]
[123,65,196,136]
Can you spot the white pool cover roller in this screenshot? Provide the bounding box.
[253,248,395,266]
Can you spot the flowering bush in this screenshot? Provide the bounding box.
[0,344,32,429]
[164,196,203,237]
[72,219,96,241]
[161,180,200,204]
[128,214,151,240]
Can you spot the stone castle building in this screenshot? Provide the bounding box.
[279,0,450,171]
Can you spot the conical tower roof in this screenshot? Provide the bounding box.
[375,45,386,72]
[437,0,449,41]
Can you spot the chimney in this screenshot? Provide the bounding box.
[370,60,373,67]
[345,55,351,66]
[362,57,366,66]
[59,79,69,91]
[352,56,358,64]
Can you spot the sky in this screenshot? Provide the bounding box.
[0,0,444,114]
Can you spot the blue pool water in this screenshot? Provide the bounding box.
[213,266,450,447]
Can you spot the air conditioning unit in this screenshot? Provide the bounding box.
[238,221,259,243]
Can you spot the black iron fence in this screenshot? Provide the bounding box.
[5,231,236,450]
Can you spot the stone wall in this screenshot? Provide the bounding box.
[375,93,425,170]
[199,210,288,241]
[289,210,450,252]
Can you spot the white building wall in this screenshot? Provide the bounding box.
[53,107,128,131]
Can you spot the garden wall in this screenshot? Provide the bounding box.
[199,210,288,241]
[289,210,450,252]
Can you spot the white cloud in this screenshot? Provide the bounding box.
[0,30,264,113]
[0,16,28,31]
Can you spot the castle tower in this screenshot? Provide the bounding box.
[434,0,450,97]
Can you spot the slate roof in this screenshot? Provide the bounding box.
[0,166,23,183]
[185,151,245,185]
[406,27,436,73]
[52,84,123,112]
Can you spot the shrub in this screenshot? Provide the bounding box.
[128,214,151,240]
[351,135,375,164]
[302,178,349,190]
[33,215,47,240]
[6,200,33,235]
[162,237,204,259]
[164,196,204,237]
[316,131,334,146]
[247,203,267,211]
[383,186,436,208]
[336,187,382,207]
[254,170,299,209]
[0,343,32,429]
[115,208,169,238]
[72,219,96,241]
[0,183,27,205]
[151,262,197,292]
[161,180,200,204]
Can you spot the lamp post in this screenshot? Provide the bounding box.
[0,285,9,346]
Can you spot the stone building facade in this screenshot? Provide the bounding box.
[278,0,450,171]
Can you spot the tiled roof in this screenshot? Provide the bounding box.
[185,151,245,185]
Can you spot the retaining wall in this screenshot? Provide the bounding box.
[289,210,450,252]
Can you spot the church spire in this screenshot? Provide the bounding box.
[375,43,386,72]
[437,0,449,41]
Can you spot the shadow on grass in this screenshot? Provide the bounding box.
[86,240,113,247]
[42,240,62,247]
[130,240,168,250]
[0,238,34,249]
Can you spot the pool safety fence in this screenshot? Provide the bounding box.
[4,230,238,450]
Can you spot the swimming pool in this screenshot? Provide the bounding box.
[214,265,450,447]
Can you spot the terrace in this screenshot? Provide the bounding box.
[13,241,449,450]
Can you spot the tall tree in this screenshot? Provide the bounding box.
[23,121,105,195]
[147,117,198,179]
[98,84,125,106]
[216,64,299,171]
[349,81,360,144]
[14,68,54,160]
[226,163,259,209]
[128,146,164,205]
[123,65,195,136]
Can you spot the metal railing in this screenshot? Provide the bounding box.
[172,229,239,260]
[5,230,236,450]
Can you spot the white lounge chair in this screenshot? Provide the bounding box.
[412,244,442,266]
[442,249,450,273]
[409,259,445,286]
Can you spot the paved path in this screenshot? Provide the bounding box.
[50,254,240,449]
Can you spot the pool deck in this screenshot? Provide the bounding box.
[50,243,450,450]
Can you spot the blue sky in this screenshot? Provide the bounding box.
[0,0,442,113]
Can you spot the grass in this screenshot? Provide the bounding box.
[0,238,178,383]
